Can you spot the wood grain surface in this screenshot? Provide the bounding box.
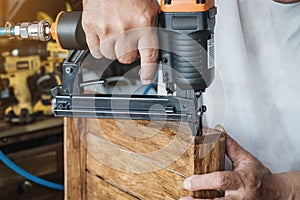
[65,118,226,199]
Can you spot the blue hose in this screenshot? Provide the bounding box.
[0,150,64,190]
[0,28,6,36]
[143,72,158,95]
[0,27,15,37]
[143,83,155,95]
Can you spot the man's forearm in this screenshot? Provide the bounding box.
[272,171,300,200]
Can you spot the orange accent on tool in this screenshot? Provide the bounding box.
[51,11,64,49]
[160,0,214,13]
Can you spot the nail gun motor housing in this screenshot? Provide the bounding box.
[159,0,217,91]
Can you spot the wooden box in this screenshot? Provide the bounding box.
[65,118,226,200]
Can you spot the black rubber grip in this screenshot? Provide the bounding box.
[171,31,213,90]
[56,11,87,50]
[159,9,216,91]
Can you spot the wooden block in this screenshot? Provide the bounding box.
[86,172,138,200]
[193,131,226,198]
[64,118,86,200]
[65,118,226,199]
[86,118,196,176]
[86,150,189,199]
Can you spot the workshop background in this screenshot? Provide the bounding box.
[0,1,80,199]
[0,0,224,199]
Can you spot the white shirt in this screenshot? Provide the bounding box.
[206,0,300,173]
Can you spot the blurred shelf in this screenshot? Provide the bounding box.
[0,117,64,200]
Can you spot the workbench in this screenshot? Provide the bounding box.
[65,118,225,199]
[0,118,64,200]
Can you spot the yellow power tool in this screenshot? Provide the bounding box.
[0,42,68,123]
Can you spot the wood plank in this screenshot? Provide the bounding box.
[85,131,225,199]
[86,118,194,176]
[64,118,86,200]
[86,119,224,177]
[87,151,190,200]
[86,172,139,200]
[86,119,192,153]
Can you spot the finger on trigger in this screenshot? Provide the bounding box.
[139,49,158,84]
[138,31,158,84]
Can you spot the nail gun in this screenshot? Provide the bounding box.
[0,0,217,136]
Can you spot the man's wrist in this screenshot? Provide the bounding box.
[270,173,295,200]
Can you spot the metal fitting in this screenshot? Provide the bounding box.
[15,20,52,41]
[2,22,14,38]
[1,20,52,41]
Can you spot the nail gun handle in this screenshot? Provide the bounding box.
[159,0,217,91]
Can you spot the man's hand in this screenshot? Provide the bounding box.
[82,0,159,84]
[180,133,296,200]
